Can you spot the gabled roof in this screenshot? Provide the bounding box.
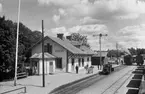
[31,36,94,55]
[30,52,55,59]
[48,36,86,54]
[80,46,95,55]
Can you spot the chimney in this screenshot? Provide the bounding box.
[66,36,72,41]
[57,33,64,40]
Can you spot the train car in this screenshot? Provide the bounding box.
[124,55,133,65]
[101,64,114,75]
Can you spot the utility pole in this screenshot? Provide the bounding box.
[116,42,119,65]
[14,0,21,86]
[93,33,107,70]
[42,20,45,87]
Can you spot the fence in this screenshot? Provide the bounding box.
[1,87,26,94]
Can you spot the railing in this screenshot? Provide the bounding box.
[17,72,27,79]
[0,87,26,94]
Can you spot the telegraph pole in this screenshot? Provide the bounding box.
[93,33,107,70]
[14,0,21,86]
[42,20,45,87]
[116,43,119,65]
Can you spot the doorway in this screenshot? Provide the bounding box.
[56,58,62,69]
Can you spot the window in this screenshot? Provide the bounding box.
[71,58,74,66]
[78,58,81,66]
[87,57,89,62]
[44,43,52,54]
[50,62,53,66]
[44,45,47,52]
[82,58,84,66]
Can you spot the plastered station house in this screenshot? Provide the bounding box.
[31,34,94,75]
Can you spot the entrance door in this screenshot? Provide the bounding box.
[49,62,53,74]
[56,58,62,69]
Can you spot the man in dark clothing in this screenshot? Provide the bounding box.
[76,65,79,74]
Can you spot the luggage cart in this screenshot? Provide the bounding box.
[87,66,94,74]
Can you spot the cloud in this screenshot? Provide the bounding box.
[38,0,145,20]
[38,0,80,7]
[45,24,109,50]
[117,24,145,48]
[45,23,145,50]
[0,3,2,12]
[52,14,60,23]
[58,8,67,16]
[47,24,108,35]
[38,0,145,49]
[50,26,68,35]
[80,17,102,25]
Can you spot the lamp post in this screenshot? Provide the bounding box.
[14,0,21,86]
[116,42,119,65]
[93,33,107,70]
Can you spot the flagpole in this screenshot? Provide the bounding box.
[14,0,21,86]
[42,20,45,87]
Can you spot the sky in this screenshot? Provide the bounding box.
[0,0,145,51]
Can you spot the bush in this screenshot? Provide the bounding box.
[0,69,14,82]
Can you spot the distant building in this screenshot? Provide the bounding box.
[31,34,94,74]
[91,51,108,65]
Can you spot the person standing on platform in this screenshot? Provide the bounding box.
[76,65,79,74]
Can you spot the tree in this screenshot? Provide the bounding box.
[128,48,137,55]
[128,48,145,55]
[70,33,90,48]
[107,50,125,57]
[0,16,42,80]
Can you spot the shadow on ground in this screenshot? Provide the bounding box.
[126,89,139,94]
[17,84,43,88]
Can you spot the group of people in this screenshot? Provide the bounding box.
[75,64,90,74]
[96,57,109,70]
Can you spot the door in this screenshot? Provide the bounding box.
[49,61,53,74]
[56,58,62,69]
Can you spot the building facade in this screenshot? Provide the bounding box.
[31,34,94,73]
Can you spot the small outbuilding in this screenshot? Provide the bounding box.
[30,52,56,75]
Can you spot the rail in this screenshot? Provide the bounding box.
[0,87,26,94]
[17,72,27,79]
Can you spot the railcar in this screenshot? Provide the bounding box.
[100,64,114,75]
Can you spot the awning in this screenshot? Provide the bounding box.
[30,52,56,59]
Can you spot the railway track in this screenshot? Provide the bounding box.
[49,65,127,94]
[101,67,136,94]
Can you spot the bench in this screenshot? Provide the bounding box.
[87,66,94,74]
[17,72,27,79]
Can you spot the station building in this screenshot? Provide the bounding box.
[31,34,94,74]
